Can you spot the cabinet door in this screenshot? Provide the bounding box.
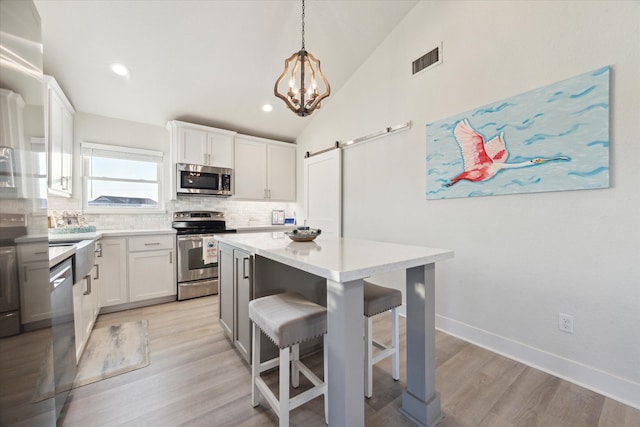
[97,238,127,307]
[47,80,73,197]
[234,249,252,363]
[179,127,207,165]
[207,132,234,168]
[90,263,101,318]
[267,143,296,201]
[129,250,175,302]
[20,262,51,324]
[61,106,73,194]
[218,244,234,339]
[48,91,64,192]
[81,271,98,340]
[73,280,85,362]
[234,137,267,199]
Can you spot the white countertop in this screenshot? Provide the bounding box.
[96,228,176,237]
[215,232,454,283]
[235,225,296,233]
[16,228,176,244]
[48,231,103,243]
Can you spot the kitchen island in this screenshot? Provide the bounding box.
[215,232,454,427]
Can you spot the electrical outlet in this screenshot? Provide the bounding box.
[559,313,574,333]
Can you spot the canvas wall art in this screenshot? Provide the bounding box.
[426,66,610,200]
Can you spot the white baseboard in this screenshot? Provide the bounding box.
[433,314,640,410]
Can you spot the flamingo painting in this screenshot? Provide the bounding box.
[445,119,570,187]
[427,66,609,199]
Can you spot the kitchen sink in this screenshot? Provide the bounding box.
[49,239,96,282]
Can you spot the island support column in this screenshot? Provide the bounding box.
[400,263,443,426]
[326,278,365,427]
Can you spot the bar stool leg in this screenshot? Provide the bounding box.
[391,307,400,380]
[251,322,261,407]
[279,347,290,427]
[292,344,300,388]
[364,316,373,398]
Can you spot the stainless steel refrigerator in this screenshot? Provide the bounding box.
[0,0,57,425]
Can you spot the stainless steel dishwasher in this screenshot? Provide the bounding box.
[49,258,77,419]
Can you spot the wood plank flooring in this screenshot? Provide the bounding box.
[59,296,639,427]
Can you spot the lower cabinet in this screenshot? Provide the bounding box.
[73,264,100,362]
[218,243,253,363]
[98,234,176,311]
[234,249,253,362]
[97,238,127,307]
[218,244,234,337]
[17,243,51,327]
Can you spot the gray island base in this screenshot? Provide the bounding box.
[215,232,453,426]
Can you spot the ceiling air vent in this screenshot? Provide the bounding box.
[411,42,442,77]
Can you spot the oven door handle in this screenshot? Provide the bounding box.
[177,235,216,243]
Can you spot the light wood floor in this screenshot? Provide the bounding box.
[60,296,639,427]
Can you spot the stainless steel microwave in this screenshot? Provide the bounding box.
[176,163,233,196]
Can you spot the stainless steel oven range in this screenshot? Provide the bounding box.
[172,211,236,301]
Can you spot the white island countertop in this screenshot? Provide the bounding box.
[216,232,454,286]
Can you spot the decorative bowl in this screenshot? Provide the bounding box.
[284,227,322,242]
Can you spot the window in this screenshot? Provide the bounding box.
[82,142,163,211]
[30,137,47,211]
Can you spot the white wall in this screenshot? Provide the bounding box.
[295,0,640,408]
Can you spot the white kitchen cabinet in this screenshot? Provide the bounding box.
[0,89,27,198]
[98,233,177,312]
[168,120,235,168]
[234,134,296,201]
[17,243,50,327]
[73,263,100,363]
[44,75,74,197]
[97,238,127,307]
[128,235,176,302]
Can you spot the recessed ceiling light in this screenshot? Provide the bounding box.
[110,63,129,77]
[262,104,273,112]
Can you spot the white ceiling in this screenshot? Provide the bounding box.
[34,0,418,142]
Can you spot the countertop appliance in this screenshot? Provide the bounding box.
[172,211,236,300]
[176,163,233,197]
[0,213,27,337]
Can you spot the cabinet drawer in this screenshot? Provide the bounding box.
[18,243,49,262]
[128,235,174,252]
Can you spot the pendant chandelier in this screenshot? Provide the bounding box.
[274,0,330,117]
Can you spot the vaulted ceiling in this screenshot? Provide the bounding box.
[34,0,418,142]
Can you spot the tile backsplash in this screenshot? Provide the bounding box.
[48,195,297,230]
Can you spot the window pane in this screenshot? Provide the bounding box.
[33,151,47,210]
[91,157,157,180]
[87,179,158,207]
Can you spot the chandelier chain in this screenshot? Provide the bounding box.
[301,0,305,50]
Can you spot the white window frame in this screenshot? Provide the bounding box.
[81,141,165,214]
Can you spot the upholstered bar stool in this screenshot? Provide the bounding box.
[363,280,402,398]
[249,291,328,427]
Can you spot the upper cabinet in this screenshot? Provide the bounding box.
[234,134,296,201]
[0,89,26,198]
[167,120,295,202]
[168,120,235,168]
[44,76,74,197]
